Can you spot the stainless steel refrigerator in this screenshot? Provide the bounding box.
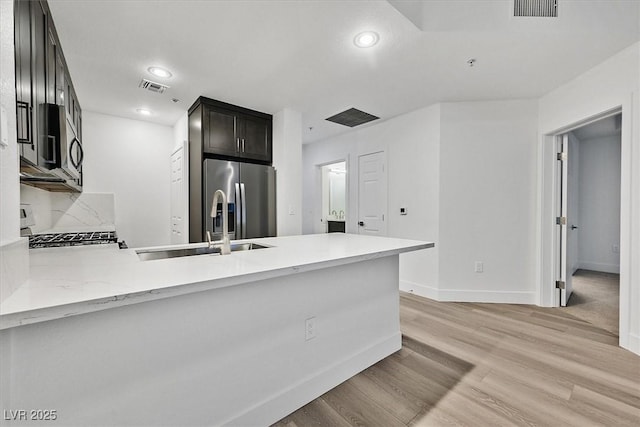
[203,159,276,241]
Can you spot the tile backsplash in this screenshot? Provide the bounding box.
[20,185,115,232]
[51,192,115,231]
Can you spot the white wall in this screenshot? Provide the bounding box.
[273,108,302,236]
[0,0,29,304]
[302,133,357,235]
[304,100,540,303]
[82,112,173,248]
[577,134,621,273]
[360,106,441,294]
[538,41,639,355]
[438,100,539,303]
[0,0,20,246]
[303,105,441,295]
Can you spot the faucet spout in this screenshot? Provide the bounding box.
[210,189,231,255]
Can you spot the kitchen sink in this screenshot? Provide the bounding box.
[136,242,270,261]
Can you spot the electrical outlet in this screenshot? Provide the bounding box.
[475,261,484,273]
[305,317,316,341]
[612,244,620,254]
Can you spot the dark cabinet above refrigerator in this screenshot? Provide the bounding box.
[190,96,272,164]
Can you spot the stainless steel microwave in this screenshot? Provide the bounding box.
[42,103,83,180]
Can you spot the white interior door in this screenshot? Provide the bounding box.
[358,152,387,236]
[558,134,573,306]
[170,144,187,244]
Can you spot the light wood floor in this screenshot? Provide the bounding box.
[566,269,620,336]
[273,292,640,426]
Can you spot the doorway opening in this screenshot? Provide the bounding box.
[555,113,622,335]
[321,161,347,233]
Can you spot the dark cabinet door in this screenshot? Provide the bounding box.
[45,26,56,104]
[55,46,65,107]
[238,115,270,162]
[14,0,37,163]
[204,107,237,157]
[32,0,51,167]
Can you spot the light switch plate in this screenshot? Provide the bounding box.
[475,261,484,273]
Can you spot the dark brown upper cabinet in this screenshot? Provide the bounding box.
[14,0,83,192]
[191,97,272,165]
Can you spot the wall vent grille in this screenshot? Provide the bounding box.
[514,0,557,17]
[138,78,170,94]
[326,108,379,128]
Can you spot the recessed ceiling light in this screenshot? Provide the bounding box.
[136,108,152,116]
[354,31,379,48]
[147,66,172,78]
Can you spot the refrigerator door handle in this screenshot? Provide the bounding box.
[241,182,247,239]
[235,183,242,239]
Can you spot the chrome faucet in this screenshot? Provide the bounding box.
[209,189,231,255]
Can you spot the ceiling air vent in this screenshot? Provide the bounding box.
[514,0,557,17]
[326,108,379,128]
[138,78,170,94]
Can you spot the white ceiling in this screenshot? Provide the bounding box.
[46,0,640,144]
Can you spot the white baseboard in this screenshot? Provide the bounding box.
[400,280,439,300]
[400,280,536,304]
[437,289,537,304]
[577,262,620,274]
[226,332,402,426]
[623,332,640,356]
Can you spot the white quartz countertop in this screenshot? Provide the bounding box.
[1,233,433,330]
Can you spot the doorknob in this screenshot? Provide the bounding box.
[358,221,364,226]
[571,225,579,230]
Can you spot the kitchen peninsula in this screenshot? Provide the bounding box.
[1,233,432,426]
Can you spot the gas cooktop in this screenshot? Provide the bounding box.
[29,231,118,248]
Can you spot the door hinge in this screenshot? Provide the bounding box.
[556,280,566,290]
[557,152,567,161]
[556,216,567,225]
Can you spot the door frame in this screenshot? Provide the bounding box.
[537,105,631,347]
[314,157,350,234]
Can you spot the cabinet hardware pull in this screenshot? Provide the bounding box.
[70,137,84,169]
[16,101,32,144]
[236,138,240,152]
[44,135,57,165]
[242,138,245,152]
